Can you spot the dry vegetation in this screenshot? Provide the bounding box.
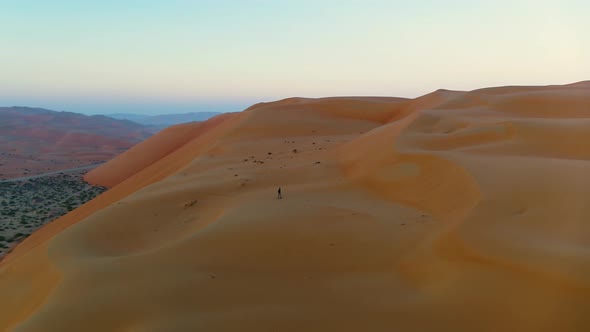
[0,171,106,257]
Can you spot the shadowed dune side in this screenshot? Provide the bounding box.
[335,104,483,292]
[336,88,481,223]
[334,82,590,330]
[337,111,481,222]
[1,85,590,331]
[385,89,465,123]
[400,84,590,330]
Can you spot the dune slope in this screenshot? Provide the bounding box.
[1,88,589,331]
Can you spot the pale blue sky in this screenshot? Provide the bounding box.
[0,0,588,114]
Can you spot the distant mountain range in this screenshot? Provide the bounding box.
[106,112,222,131]
[0,107,224,179]
[0,107,154,179]
[1,107,153,139]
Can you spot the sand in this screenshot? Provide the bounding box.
[0,83,589,331]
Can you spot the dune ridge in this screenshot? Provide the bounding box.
[1,83,589,331]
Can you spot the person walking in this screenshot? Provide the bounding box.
[277,187,282,199]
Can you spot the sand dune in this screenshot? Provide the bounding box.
[1,83,589,331]
[84,113,236,187]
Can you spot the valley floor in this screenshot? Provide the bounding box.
[0,171,106,257]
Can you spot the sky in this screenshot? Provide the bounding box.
[0,0,588,115]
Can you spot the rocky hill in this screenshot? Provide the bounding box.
[0,107,153,179]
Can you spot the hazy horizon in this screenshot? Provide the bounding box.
[1,0,588,115]
[2,79,589,116]
[0,99,250,116]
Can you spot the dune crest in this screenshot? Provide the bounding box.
[1,82,589,331]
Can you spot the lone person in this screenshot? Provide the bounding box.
[277,187,282,199]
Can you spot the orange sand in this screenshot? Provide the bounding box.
[1,83,589,331]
